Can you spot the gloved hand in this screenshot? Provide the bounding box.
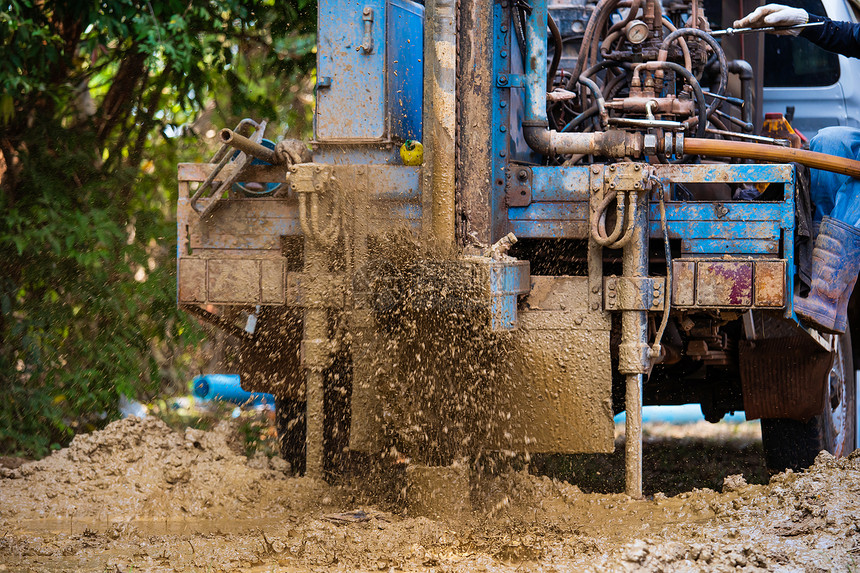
[733,4,809,35]
[273,139,313,166]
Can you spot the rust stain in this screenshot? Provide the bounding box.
[754,260,785,307]
[696,261,753,307]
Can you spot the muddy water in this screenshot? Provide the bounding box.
[1,417,859,572]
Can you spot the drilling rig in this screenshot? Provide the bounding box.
[177,0,859,498]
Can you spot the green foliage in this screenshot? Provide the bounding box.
[0,0,316,456]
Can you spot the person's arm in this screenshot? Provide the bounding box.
[800,13,860,59]
[734,4,860,58]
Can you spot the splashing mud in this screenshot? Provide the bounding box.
[1,417,859,571]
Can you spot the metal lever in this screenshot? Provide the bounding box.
[359,7,374,53]
[710,21,824,36]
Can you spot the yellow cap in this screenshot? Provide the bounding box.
[400,140,424,166]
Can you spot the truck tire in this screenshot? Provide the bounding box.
[275,398,306,474]
[761,330,856,471]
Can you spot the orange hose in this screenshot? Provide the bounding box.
[684,138,860,179]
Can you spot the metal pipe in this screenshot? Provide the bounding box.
[524,128,643,158]
[524,0,548,124]
[727,60,754,130]
[424,0,457,248]
[684,137,860,178]
[620,189,649,500]
[219,128,278,164]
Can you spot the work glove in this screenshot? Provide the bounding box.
[733,4,809,35]
[273,139,313,166]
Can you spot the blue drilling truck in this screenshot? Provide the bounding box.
[177,0,859,496]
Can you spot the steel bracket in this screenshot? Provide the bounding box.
[604,276,666,311]
[604,162,653,193]
[506,165,532,206]
[290,163,334,194]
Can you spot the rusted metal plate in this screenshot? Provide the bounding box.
[672,260,696,307]
[208,259,261,303]
[739,337,830,421]
[506,165,532,207]
[754,260,785,307]
[178,257,288,305]
[178,259,206,303]
[488,309,614,453]
[696,261,753,306]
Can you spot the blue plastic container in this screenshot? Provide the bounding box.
[388,0,424,141]
[192,374,275,408]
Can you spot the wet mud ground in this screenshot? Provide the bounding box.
[1,417,859,572]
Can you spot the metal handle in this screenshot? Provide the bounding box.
[358,7,373,53]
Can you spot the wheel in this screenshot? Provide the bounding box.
[761,329,856,471]
[275,398,306,474]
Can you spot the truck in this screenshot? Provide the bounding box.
[176,0,859,498]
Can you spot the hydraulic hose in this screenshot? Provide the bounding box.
[657,28,727,117]
[684,138,860,178]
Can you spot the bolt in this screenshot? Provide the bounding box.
[518,169,529,182]
[608,282,615,290]
[652,299,660,307]
[592,165,601,174]
[768,243,777,252]
[500,125,507,132]
[499,150,507,157]
[499,75,508,85]
[683,241,691,250]
[501,25,508,32]
[357,167,365,175]
[363,7,371,15]
[634,181,641,189]
[592,286,600,294]
[315,165,322,173]
[500,101,507,108]
[314,183,323,191]
[634,164,641,171]
[501,50,508,58]
[609,164,616,171]
[608,292,616,299]
[591,302,600,310]
[574,317,583,325]
[609,182,616,189]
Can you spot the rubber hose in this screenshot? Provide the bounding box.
[658,28,727,117]
[685,138,860,178]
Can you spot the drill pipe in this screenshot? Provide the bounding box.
[684,138,860,178]
[219,128,279,164]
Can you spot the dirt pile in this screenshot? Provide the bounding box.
[0,416,336,521]
[1,419,858,572]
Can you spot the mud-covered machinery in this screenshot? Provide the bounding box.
[177,0,859,496]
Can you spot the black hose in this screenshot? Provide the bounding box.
[562,105,599,132]
[659,28,727,118]
[547,12,563,91]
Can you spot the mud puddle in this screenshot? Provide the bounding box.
[2,417,859,572]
